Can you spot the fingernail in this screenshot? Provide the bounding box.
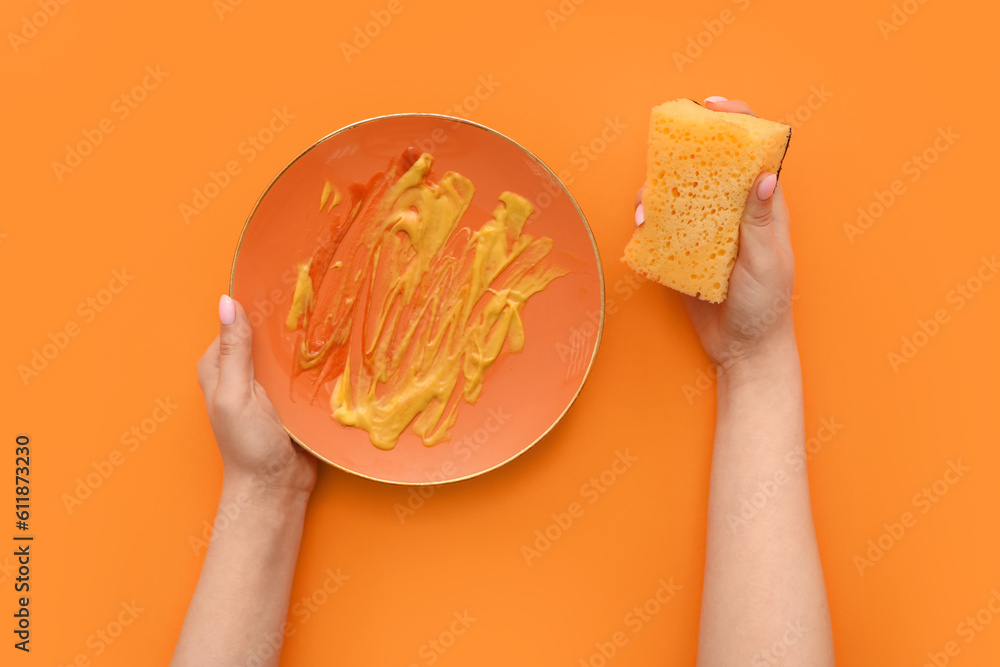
[757,174,778,201]
[704,96,728,104]
[219,295,236,326]
[635,203,645,226]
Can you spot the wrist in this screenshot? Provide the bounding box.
[203,473,310,566]
[716,328,800,392]
[221,470,312,515]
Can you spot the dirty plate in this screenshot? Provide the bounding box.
[230,114,603,485]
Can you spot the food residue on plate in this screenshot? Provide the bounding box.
[285,149,566,450]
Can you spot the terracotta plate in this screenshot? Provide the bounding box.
[231,114,604,485]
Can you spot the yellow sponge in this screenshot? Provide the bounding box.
[623,99,791,303]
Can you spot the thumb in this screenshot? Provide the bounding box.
[742,172,778,228]
[736,172,779,268]
[217,295,254,398]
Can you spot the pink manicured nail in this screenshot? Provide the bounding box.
[757,174,778,200]
[635,204,645,226]
[704,96,728,104]
[219,295,236,326]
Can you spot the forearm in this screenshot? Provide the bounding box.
[172,475,310,667]
[697,333,834,666]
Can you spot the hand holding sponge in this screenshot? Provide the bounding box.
[623,99,791,303]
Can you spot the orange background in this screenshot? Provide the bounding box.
[3,0,997,665]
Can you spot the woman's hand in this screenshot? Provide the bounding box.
[637,98,796,373]
[174,296,317,667]
[196,295,317,500]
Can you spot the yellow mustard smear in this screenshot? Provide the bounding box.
[319,180,342,211]
[285,261,314,330]
[288,153,566,450]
